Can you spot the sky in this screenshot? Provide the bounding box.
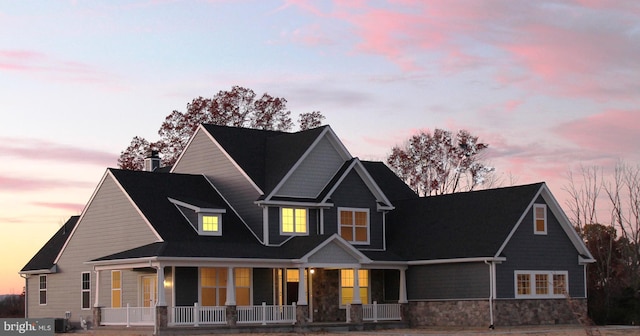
[1,0,639,294]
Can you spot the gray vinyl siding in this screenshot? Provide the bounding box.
[27,174,160,323]
[172,129,264,240]
[495,196,586,299]
[276,136,345,198]
[407,263,490,300]
[323,170,384,250]
[268,207,319,245]
[253,268,274,305]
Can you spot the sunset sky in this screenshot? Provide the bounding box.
[1,0,639,294]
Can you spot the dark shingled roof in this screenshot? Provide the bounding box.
[361,161,418,201]
[201,124,329,194]
[21,216,79,272]
[386,183,544,260]
[109,169,255,243]
[92,234,338,261]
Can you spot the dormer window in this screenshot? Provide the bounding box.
[200,214,222,236]
[281,207,307,235]
[169,198,226,236]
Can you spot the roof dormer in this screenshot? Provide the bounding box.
[169,198,226,236]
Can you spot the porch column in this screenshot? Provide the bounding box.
[92,270,102,327]
[352,268,362,304]
[156,265,167,306]
[225,267,236,305]
[399,268,408,304]
[296,267,309,326]
[93,270,101,307]
[297,267,307,305]
[226,267,237,326]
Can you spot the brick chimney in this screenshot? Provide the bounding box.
[144,150,161,172]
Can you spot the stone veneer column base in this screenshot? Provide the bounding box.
[226,305,237,326]
[296,304,309,326]
[92,307,101,327]
[349,304,363,331]
[156,306,168,328]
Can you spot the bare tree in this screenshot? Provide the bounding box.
[562,165,602,234]
[565,161,640,324]
[604,161,640,288]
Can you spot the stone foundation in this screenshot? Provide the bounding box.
[494,299,585,326]
[408,298,586,327]
[408,300,491,327]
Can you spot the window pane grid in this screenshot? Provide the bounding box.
[535,274,549,295]
[282,208,307,234]
[339,209,369,243]
[534,205,546,233]
[202,215,219,232]
[340,269,369,305]
[516,271,568,298]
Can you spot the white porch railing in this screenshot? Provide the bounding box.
[170,303,227,326]
[347,302,402,322]
[169,303,296,326]
[237,302,296,325]
[101,304,155,326]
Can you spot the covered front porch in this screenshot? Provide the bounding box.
[87,236,408,331]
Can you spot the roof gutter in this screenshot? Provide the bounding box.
[19,265,57,275]
[407,257,506,266]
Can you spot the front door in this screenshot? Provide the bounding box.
[141,275,157,307]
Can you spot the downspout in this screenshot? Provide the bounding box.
[484,260,494,329]
[20,274,28,318]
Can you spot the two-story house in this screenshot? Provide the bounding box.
[20,124,594,332]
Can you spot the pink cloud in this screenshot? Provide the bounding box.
[0,137,117,166]
[552,110,640,155]
[0,49,116,86]
[0,176,94,192]
[32,202,84,213]
[283,1,640,100]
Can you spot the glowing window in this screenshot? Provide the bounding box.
[340,269,369,306]
[281,208,307,234]
[111,271,121,308]
[199,214,221,236]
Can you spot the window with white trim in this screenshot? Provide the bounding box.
[339,208,370,244]
[199,213,222,236]
[340,269,369,306]
[515,271,568,298]
[39,275,47,305]
[81,272,91,309]
[534,204,547,234]
[281,208,307,235]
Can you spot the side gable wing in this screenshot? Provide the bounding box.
[53,170,163,265]
[494,183,595,262]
